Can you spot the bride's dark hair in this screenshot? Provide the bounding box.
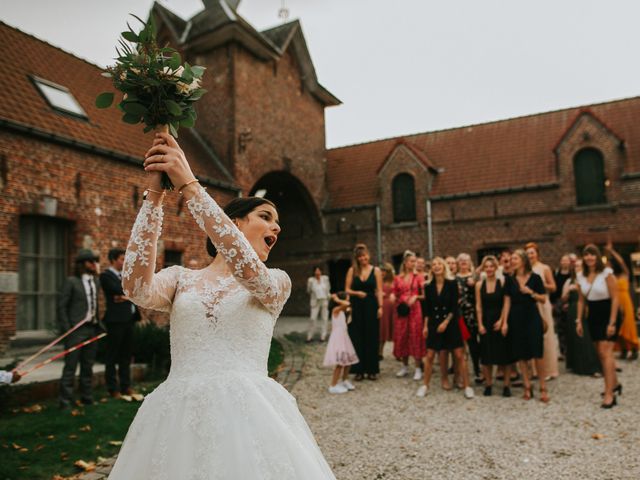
[206,196,277,257]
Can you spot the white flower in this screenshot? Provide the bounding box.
[161,65,184,78]
[176,81,190,95]
[188,77,201,92]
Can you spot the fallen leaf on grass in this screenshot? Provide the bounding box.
[19,448,29,453]
[47,435,55,440]
[12,442,23,450]
[100,397,108,403]
[97,456,108,463]
[79,425,91,432]
[132,393,145,402]
[34,444,45,451]
[52,475,65,480]
[60,452,69,460]
[108,440,123,446]
[68,434,78,440]
[121,394,133,402]
[592,433,605,440]
[22,404,44,413]
[70,409,82,416]
[74,459,96,472]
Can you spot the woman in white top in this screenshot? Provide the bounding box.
[576,244,621,409]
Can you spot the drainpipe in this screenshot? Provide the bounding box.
[375,204,382,265]
[426,168,444,259]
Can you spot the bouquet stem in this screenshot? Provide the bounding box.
[155,125,174,190]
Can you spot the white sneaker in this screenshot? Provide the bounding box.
[396,366,409,377]
[328,384,348,394]
[416,385,428,397]
[413,368,423,381]
[464,386,475,399]
[341,380,355,391]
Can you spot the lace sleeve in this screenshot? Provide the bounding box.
[122,199,180,312]
[186,184,291,316]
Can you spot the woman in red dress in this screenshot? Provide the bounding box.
[393,251,426,380]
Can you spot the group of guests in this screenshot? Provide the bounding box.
[319,241,637,409]
[56,248,140,408]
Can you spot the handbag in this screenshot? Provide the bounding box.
[396,274,416,317]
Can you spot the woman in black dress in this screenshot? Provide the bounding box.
[475,255,512,397]
[417,257,474,399]
[504,249,550,402]
[562,259,600,376]
[345,243,383,380]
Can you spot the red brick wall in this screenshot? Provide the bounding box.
[0,130,234,353]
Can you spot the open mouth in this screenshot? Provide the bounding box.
[264,235,277,249]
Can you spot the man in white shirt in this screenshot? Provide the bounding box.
[307,266,331,342]
[57,249,102,409]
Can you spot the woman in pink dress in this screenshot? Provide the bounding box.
[393,251,426,380]
[379,263,396,359]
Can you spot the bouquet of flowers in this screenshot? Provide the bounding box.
[96,15,207,189]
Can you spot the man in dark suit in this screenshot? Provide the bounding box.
[100,248,139,399]
[58,249,102,408]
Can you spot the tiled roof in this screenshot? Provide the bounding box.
[327,97,640,207]
[0,21,236,189]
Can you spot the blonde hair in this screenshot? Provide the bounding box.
[480,255,499,273]
[512,249,532,274]
[352,243,370,277]
[429,256,454,282]
[381,262,395,283]
[400,250,416,276]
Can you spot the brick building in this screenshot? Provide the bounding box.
[1,0,639,351]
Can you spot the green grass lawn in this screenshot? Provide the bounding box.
[0,382,158,480]
[0,338,285,480]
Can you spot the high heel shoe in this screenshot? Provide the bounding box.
[601,396,617,409]
[600,384,623,397]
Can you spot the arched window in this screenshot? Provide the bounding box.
[392,173,416,222]
[574,148,606,206]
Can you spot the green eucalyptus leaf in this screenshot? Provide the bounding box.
[188,89,207,101]
[122,102,148,115]
[121,31,138,42]
[95,92,115,108]
[164,99,182,116]
[169,52,181,70]
[169,122,179,137]
[191,66,206,77]
[122,113,141,124]
[180,116,195,128]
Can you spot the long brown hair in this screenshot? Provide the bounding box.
[513,249,532,274]
[582,244,605,275]
[381,262,395,283]
[352,243,370,277]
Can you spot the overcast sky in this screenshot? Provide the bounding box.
[3,0,640,148]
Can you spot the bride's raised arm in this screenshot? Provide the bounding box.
[121,190,181,312]
[182,183,290,316]
[143,133,290,317]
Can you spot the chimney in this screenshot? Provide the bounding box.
[202,0,240,10]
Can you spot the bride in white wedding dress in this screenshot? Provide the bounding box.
[108,133,336,479]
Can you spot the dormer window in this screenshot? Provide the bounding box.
[31,76,87,119]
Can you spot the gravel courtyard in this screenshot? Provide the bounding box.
[294,343,640,480]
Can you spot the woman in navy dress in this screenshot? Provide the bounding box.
[504,249,550,402]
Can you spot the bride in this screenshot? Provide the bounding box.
[108,133,336,479]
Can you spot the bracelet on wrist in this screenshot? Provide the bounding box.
[143,188,166,200]
[178,179,200,194]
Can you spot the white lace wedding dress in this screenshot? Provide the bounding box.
[108,185,335,479]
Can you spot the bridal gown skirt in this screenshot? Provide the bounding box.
[108,371,336,480]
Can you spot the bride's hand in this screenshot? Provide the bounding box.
[144,133,196,189]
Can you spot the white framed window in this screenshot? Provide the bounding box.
[31,76,88,119]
